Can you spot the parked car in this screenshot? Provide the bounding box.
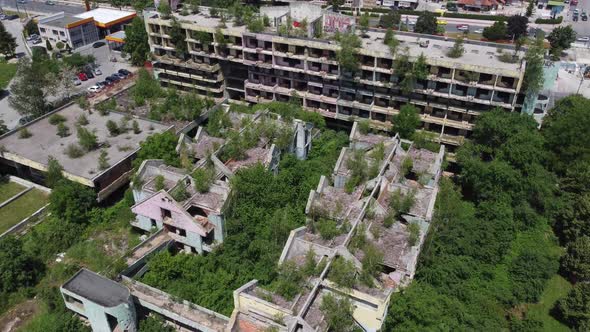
[19,115,35,125]
[574,8,580,14]
[4,14,19,20]
[26,34,39,41]
[96,81,106,89]
[0,14,6,20]
[72,77,82,86]
[93,68,102,76]
[107,74,120,82]
[113,72,126,80]
[32,38,42,44]
[45,0,55,5]
[457,24,469,31]
[571,0,578,5]
[85,70,95,79]
[77,72,88,81]
[474,28,484,34]
[582,12,588,20]
[577,36,590,42]
[102,79,113,86]
[87,85,101,93]
[118,68,131,76]
[92,41,105,48]
[17,0,26,4]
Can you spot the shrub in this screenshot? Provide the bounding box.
[273,260,304,300]
[77,126,98,151]
[48,114,67,125]
[329,257,356,288]
[535,16,563,24]
[56,123,70,137]
[192,167,214,193]
[408,222,420,246]
[106,120,119,136]
[316,218,341,240]
[132,120,141,134]
[76,114,89,126]
[98,150,110,170]
[358,119,371,134]
[447,37,465,58]
[154,175,165,191]
[65,144,84,158]
[18,128,32,139]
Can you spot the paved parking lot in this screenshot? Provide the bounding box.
[1,36,133,130]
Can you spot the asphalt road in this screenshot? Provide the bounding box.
[0,0,84,15]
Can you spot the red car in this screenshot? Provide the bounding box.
[571,0,578,5]
[77,72,88,81]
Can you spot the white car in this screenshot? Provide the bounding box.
[26,34,39,41]
[72,78,81,86]
[93,68,102,76]
[474,28,484,34]
[577,36,590,42]
[457,24,470,31]
[87,85,101,93]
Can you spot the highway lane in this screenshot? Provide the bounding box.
[0,0,84,15]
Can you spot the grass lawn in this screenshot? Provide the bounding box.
[0,63,17,90]
[0,181,26,205]
[526,275,572,331]
[0,189,48,234]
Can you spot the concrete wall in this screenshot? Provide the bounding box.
[61,288,137,332]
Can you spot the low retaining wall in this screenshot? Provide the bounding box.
[0,203,50,239]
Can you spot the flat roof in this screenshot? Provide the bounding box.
[0,104,171,183]
[148,9,523,75]
[41,15,82,28]
[75,8,136,26]
[106,30,126,43]
[62,269,130,307]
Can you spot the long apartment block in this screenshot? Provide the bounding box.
[144,4,526,146]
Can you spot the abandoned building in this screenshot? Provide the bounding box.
[144,3,529,147]
[129,107,313,253]
[0,103,171,201]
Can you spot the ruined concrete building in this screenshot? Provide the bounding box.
[60,120,442,332]
[227,122,444,331]
[130,107,313,254]
[144,3,529,146]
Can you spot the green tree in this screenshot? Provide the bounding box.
[329,0,344,11]
[45,156,64,187]
[49,180,96,224]
[414,11,438,35]
[158,2,171,19]
[24,19,38,37]
[98,150,110,170]
[447,37,465,58]
[383,28,399,55]
[525,0,535,17]
[329,257,357,288]
[483,21,507,41]
[507,15,528,39]
[77,126,98,151]
[0,236,44,293]
[336,32,361,73]
[542,95,590,175]
[135,131,181,168]
[170,18,188,59]
[523,34,545,95]
[320,293,358,332]
[138,314,175,332]
[379,10,401,28]
[548,25,576,56]
[359,12,370,37]
[9,58,51,118]
[124,17,150,66]
[45,39,53,51]
[392,104,420,139]
[0,21,17,58]
[562,236,590,282]
[554,282,590,330]
[0,119,8,136]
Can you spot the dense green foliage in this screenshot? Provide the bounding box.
[134,131,181,168]
[414,11,438,35]
[483,21,508,41]
[385,109,561,330]
[141,130,348,315]
[392,104,420,139]
[124,17,150,66]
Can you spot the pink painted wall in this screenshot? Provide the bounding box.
[132,191,207,237]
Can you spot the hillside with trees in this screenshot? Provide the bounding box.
[385,97,590,330]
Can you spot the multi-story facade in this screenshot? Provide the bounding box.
[145,4,526,147]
